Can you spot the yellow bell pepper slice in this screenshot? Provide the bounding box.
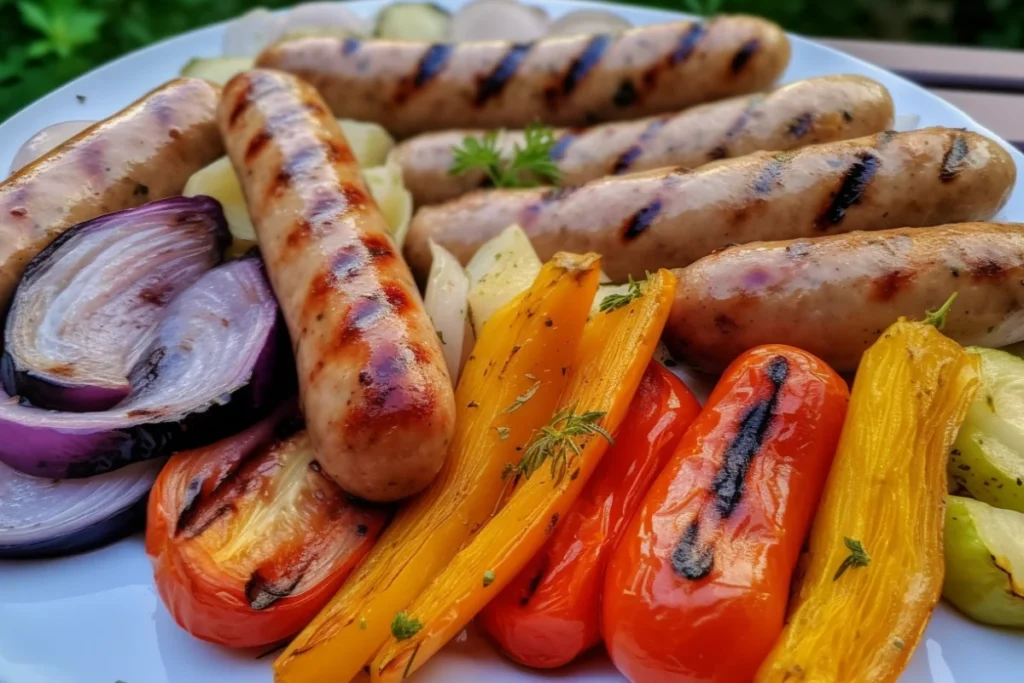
[274,252,601,683]
[755,311,979,683]
[370,269,678,682]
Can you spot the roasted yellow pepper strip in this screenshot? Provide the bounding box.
[756,314,979,683]
[274,253,601,683]
[370,269,678,682]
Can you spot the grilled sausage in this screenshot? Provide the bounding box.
[256,15,791,137]
[397,75,894,205]
[665,223,1024,372]
[404,127,1017,282]
[0,77,222,312]
[219,69,456,502]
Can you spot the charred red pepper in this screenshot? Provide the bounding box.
[146,406,389,648]
[478,362,700,668]
[603,345,849,683]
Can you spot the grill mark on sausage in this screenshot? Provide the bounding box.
[940,133,970,182]
[873,269,913,301]
[730,39,760,74]
[671,356,789,580]
[709,97,763,160]
[331,245,364,281]
[395,43,454,104]
[543,34,613,108]
[817,151,880,228]
[969,258,1008,280]
[326,139,356,165]
[550,130,579,161]
[611,118,667,174]
[612,79,638,108]
[641,23,706,89]
[670,22,707,65]
[753,159,785,195]
[788,112,814,138]
[361,234,396,263]
[227,82,254,128]
[246,570,304,610]
[382,281,412,314]
[621,200,663,240]
[245,129,273,163]
[342,37,361,55]
[410,342,431,365]
[344,347,438,440]
[475,43,532,107]
[875,130,897,150]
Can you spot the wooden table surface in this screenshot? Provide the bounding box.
[820,38,1024,150]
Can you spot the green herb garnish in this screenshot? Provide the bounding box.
[391,611,423,641]
[503,380,541,413]
[504,406,613,482]
[598,276,645,313]
[833,537,871,581]
[483,570,496,587]
[923,292,957,329]
[450,124,561,189]
[495,426,511,440]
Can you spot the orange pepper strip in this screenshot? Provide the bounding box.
[603,345,849,683]
[370,268,677,682]
[274,252,600,683]
[478,361,700,668]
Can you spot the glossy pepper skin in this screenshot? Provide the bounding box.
[478,361,701,668]
[603,345,849,683]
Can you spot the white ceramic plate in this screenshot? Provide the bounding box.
[1,2,1022,682]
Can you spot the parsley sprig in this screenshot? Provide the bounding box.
[503,406,613,483]
[449,124,561,189]
[598,276,646,313]
[833,537,871,581]
[391,611,423,641]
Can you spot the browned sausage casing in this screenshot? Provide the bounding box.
[666,223,1024,372]
[0,77,223,312]
[256,15,790,137]
[397,74,894,205]
[404,127,1017,282]
[219,69,456,502]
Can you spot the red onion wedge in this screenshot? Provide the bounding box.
[2,195,230,412]
[0,258,287,479]
[0,457,164,558]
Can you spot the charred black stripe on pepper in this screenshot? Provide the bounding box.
[940,132,970,182]
[817,151,880,228]
[475,43,532,106]
[245,570,304,610]
[612,118,667,174]
[621,199,663,240]
[670,356,789,580]
[711,356,788,516]
[730,39,761,74]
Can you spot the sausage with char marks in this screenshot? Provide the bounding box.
[396,74,894,205]
[665,222,1024,372]
[404,127,1017,282]
[256,15,790,137]
[0,77,223,312]
[219,69,456,502]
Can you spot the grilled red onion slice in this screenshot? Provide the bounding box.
[1,196,229,412]
[0,258,285,479]
[0,457,164,558]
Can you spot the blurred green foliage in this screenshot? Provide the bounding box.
[1,0,1022,122]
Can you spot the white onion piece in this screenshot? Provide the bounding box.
[9,121,94,176]
[277,2,372,40]
[424,241,471,383]
[448,0,550,42]
[894,113,921,132]
[547,9,631,37]
[221,7,283,57]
